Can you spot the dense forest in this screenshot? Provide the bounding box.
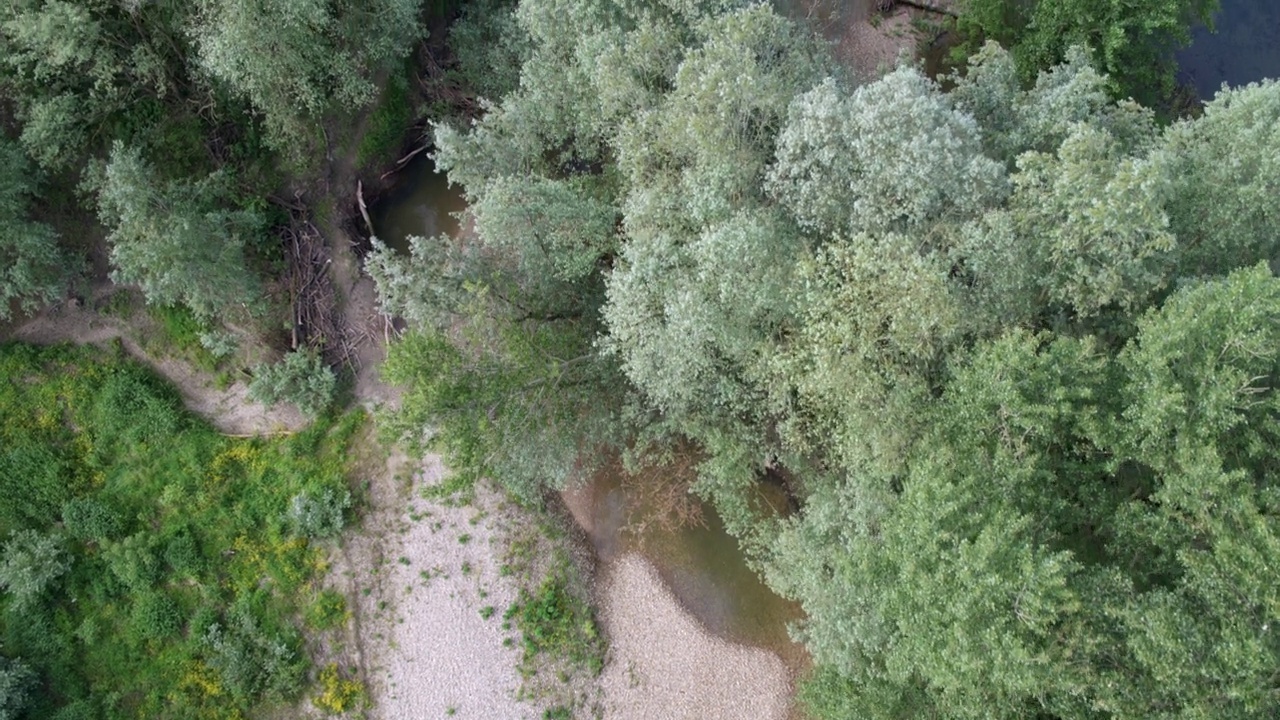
[3,0,1279,717]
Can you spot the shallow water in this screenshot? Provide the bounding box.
[1177,0,1280,100]
[562,470,810,674]
[369,153,467,254]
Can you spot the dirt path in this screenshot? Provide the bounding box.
[6,287,306,435]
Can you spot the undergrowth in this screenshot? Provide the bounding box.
[506,566,604,679]
[0,341,363,719]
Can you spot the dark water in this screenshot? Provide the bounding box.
[369,153,468,253]
[563,470,810,673]
[1177,0,1280,99]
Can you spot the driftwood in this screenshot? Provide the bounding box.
[893,0,957,16]
[282,215,352,368]
[379,144,428,180]
[356,180,374,236]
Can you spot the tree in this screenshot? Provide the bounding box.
[954,0,1219,106]
[191,0,423,154]
[768,69,1005,237]
[0,530,69,611]
[0,657,36,720]
[0,0,194,168]
[96,142,262,319]
[0,139,63,319]
[1162,79,1280,277]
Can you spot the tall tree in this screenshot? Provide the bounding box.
[191,0,423,154]
[0,139,63,319]
[96,142,262,319]
[954,0,1219,106]
[0,0,194,169]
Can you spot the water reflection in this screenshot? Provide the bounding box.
[1177,0,1280,100]
[563,468,810,674]
[370,153,468,253]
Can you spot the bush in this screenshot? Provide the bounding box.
[312,663,364,714]
[92,367,182,449]
[0,530,69,610]
[287,488,351,539]
[162,529,203,577]
[0,656,37,720]
[0,442,75,528]
[202,602,306,701]
[304,590,347,631]
[102,534,159,591]
[505,573,602,674]
[248,350,336,417]
[62,498,122,543]
[198,329,239,360]
[49,700,96,720]
[130,590,181,641]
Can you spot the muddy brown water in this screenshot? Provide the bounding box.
[369,153,812,675]
[561,472,810,675]
[370,153,468,254]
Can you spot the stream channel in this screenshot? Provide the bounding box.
[368,0,1278,688]
[371,153,810,676]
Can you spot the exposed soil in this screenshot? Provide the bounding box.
[4,285,307,436]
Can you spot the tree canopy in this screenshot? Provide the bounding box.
[374,0,1280,713]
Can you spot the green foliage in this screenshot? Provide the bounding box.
[505,573,602,675]
[61,498,122,544]
[0,342,359,718]
[416,2,1280,716]
[0,656,36,720]
[201,597,306,701]
[287,488,352,539]
[448,0,531,102]
[0,0,194,169]
[97,142,264,320]
[0,530,69,611]
[192,0,424,156]
[304,590,348,631]
[0,139,64,319]
[130,590,182,641]
[248,349,337,418]
[357,67,415,166]
[954,0,1218,106]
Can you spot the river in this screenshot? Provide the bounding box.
[1177,0,1280,100]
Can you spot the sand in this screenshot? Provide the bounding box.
[595,554,793,720]
[332,452,549,720]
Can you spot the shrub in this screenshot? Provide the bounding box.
[248,350,336,417]
[163,529,204,577]
[0,656,37,720]
[304,590,347,631]
[130,590,181,641]
[62,498,122,543]
[287,488,351,539]
[49,700,96,720]
[312,663,365,714]
[506,574,602,674]
[92,367,182,449]
[0,530,69,610]
[0,442,74,528]
[102,534,159,591]
[202,602,306,701]
[198,329,239,360]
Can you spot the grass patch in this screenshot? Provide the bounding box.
[146,303,220,370]
[0,342,361,718]
[505,571,604,677]
[356,68,414,168]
